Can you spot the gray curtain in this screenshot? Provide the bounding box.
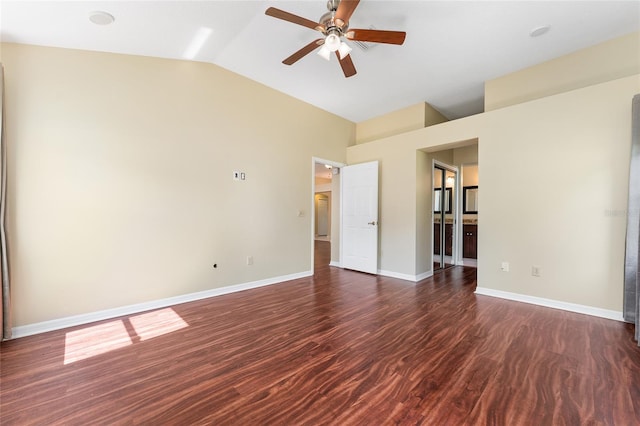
[624,94,640,346]
[0,64,10,341]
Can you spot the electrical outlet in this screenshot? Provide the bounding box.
[246,256,253,266]
[501,262,509,272]
[233,171,240,181]
[532,266,541,277]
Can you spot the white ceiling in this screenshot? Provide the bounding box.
[315,162,334,179]
[1,1,639,122]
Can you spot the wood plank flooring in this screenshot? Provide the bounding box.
[1,241,639,425]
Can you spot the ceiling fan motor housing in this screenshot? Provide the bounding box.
[319,14,348,36]
[319,0,349,35]
[327,0,340,12]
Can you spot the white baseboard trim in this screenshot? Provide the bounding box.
[415,270,433,282]
[331,265,432,283]
[475,287,624,322]
[11,270,313,339]
[378,269,421,283]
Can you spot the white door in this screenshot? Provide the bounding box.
[341,161,379,274]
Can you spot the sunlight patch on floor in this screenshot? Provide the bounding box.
[129,308,189,341]
[63,308,189,365]
[63,320,131,365]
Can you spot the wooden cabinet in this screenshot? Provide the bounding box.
[444,224,453,256]
[434,223,453,256]
[463,224,477,259]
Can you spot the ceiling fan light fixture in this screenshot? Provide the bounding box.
[324,33,341,52]
[338,42,352,59]
[317,45,332,61]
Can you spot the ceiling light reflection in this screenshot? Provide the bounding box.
[183,27,213,60]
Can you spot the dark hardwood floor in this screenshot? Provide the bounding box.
[1,241,639,425]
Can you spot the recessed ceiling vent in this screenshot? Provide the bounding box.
[89,11,115,26]
[353,26,379,51]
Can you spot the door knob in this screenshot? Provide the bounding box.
[368,221,377,225]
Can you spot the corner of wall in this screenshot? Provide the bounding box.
[355,102,450,145]
[424,103,449,127]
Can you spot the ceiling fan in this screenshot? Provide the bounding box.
[265,0,406,78]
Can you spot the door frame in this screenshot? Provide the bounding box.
[311,157,346,272]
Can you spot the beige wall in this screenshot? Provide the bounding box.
[356,102,448,144]
[485,31,640,111]
[415,150,431,275]
[2,43,354,326]
[453,145,478,168]
[315,177,331,186]
[348,74,639,311]
[462,164,478,187]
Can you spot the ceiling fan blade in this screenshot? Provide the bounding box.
[336,52,357,78]
[335,0,360,26]
[265,7,322,31]
[346,29,406,45]
[283,39,324,65]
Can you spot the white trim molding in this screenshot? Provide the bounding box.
[378,269,417,282]
[415,270,434,282]
[11,270,313,339]
[377,269,433,283]
[475,287,625,322]
[329,261,341,268]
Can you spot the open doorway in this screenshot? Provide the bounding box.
[311,158,344,273]
[419,142,478,278]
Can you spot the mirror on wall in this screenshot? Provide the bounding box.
[433,188,452,214]
[463,186,478,214]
